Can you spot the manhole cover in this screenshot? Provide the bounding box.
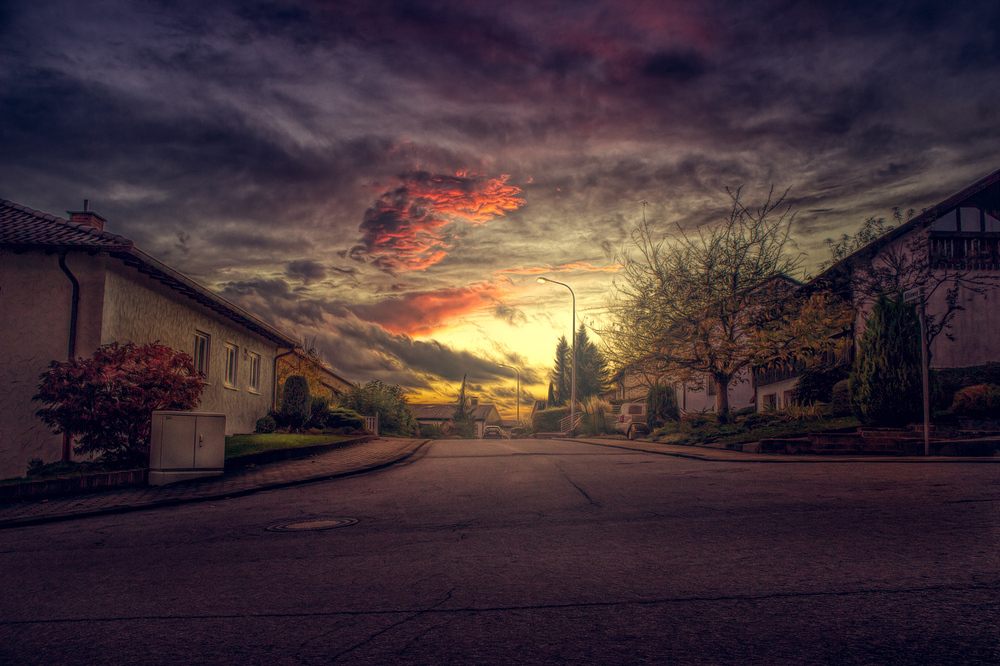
[266,518,359,532]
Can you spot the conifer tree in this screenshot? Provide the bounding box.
[452,374,476,438]
[550,336,571,406]
[849,294,922,426]
[576,323,611,399]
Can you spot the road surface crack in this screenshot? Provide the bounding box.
[554,462,600,507]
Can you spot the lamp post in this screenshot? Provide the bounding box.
[499,364,520,424]
[537,277,576,434]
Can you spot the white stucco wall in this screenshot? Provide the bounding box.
[0,251,286,479]
[677,369,754,414]
[100,264,281,436]
[859,226,1000,369]
[0,251,113,479]
[755,377,799,410]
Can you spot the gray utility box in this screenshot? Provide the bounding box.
[149,411,226,486]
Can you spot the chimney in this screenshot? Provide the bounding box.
[470,396,478,407]
[67,200,107,231]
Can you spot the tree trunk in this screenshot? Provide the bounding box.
[715,374,730,423]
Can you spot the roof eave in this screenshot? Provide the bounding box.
[809,167,1000,286]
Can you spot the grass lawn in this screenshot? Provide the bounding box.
[652,415,860,449]
[225,433,353,459]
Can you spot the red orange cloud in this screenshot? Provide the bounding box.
[348,171,524,273]
[349,281,512,337]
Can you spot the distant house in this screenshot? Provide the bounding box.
[613,367,754,415]
[411,398,502,438]
[276,348,355,405]
[0,199,302,479]
[755,167,1000,407]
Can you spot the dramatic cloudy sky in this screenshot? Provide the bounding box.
[3,0,999,415]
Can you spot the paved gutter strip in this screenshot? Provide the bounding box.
[0,438,430,529]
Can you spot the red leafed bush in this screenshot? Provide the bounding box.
[34,342,204,467]
[950,384,1000,420]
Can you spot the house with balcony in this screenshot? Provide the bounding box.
[753,167,1000,406]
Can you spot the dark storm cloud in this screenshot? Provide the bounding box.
[286,259,327,284]
[642,50,708,81]
[492,303,528,327]
[216,275,517,390]
[3,0,1000,400]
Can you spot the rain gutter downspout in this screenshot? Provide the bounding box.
[57,250,80,461]
[273,348,295,411]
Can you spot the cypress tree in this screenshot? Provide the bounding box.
[452,374,476,438]
[576,324,611,400]
[550,336,571,406]
[280,375,312,431]
[849,294,922,426]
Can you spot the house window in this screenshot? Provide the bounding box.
[763,393,777,409]
[193,332,210,379]
[224,343,239,388]
[707,376,717,395]
[248,352,261,393]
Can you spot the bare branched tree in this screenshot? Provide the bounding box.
[602,187,854,418]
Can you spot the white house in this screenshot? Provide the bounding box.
[0,199,301,479]
[754,167,1000,407]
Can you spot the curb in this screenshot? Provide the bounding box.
[0,439,432,530]
[0,435,376,501]
[566,438,1000,463]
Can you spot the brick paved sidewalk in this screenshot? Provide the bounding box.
[0,438,429,529]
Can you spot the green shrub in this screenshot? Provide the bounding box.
[254,414,277,434]
[738,411,781,429]
[792,363,850,405]
[849,295,922,426]
[934,363,1000,411]
[950,384,1000,419]
[647,382,680,426]
[280,375,312,431]
[343,380,416,436]
[327,407,365,432]
[307,396,331,429]
[681,413,715,429]
[511,422,533,439]
[830,379,852,416]
[418,422,445,438]
[532,406,571,432]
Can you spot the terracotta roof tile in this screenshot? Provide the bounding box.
[0,199,133,248]
[1,198,298,348]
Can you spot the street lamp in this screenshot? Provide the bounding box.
[537,276,576,434]
[499,364,520,424]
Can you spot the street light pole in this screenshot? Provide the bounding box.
[537,277,576,434]
[499,364,520,423]
[904,287,931,455]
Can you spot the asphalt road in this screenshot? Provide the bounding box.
[1,438,998,665]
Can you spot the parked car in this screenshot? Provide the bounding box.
[483,425,508,439]
[614,402,650,440]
